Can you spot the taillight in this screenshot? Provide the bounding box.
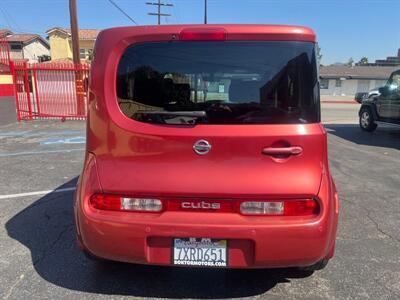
[179,28,227,41]
[240,199,319,216]
[90,194,162,212]
[89,194,319,216]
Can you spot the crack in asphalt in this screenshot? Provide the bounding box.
[32,223,75,266]
[340,197,400,245]
[3,192,75,299]
[3,224,74,299]
[329,161,400,216]
[3,269,31,300]
[377,272,400,299]
[365,211,400,244]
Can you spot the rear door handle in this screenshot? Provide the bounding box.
[262,146,303,156]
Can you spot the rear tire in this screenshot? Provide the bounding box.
[298,258,329,272]
[359,107,377,132]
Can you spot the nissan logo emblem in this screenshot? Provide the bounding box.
[193,139,212,155]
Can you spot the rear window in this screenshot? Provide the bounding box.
[116,41,319,125]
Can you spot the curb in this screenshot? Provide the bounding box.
[321,100,359,104]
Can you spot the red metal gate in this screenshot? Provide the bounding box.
[10,61,90,121]
[0,38,14,97]
[0,38,10,65]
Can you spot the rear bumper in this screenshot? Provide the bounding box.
[77,206,336,268]
[74,153,338,269]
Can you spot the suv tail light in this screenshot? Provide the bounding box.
[90,194,162,212]
[240,199,319,216]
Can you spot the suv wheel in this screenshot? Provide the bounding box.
[359,107,377,132]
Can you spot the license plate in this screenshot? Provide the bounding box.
[173,238,227,267]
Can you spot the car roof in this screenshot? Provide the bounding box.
[98,24,316,43]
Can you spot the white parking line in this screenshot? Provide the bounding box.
[0,187,76,200]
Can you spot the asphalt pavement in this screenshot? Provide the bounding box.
[0,103,399,299]
[0,97,17,126]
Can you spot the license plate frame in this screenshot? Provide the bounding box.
[173,238,228,267]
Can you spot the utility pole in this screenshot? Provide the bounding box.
[204,0,207,24]
[146,0,173,25]
[69,0,80,64]
[69,0,84,116]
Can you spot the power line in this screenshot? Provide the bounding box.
[169,0,178,24]
[0,7,42,35]
[172,0,180,24]
[107,0,139,25]
[146,0,173,25]
[204,0,207,24]
[0,7,13,30]
[0,6,23,32]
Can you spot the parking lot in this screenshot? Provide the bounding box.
[0,102,399,299]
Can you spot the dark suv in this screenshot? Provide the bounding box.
[359,70,400,131]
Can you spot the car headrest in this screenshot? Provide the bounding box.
[229,80,262,103]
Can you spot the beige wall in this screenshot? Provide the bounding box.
[79,40,95,61]
[0,74,13,84]
[48,31,72,60]
[48,31,95,62]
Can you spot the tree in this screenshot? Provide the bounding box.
[316,43,322,65]
[347,57,354,67]
[87,49,93,61]
[37,55,51,63]
[358,57,369,65]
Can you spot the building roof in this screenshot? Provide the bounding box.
[4,33,49,48]
[46,27,100,40]
[320,65,400,80]
[0,29,12,38]
[5,34,37,43]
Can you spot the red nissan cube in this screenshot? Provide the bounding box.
[74,25,339,271]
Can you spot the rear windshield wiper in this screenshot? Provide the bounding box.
[135,110,207,117]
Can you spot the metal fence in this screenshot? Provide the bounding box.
[10,61,90,120]
[0,38,10,66]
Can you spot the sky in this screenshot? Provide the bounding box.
[1,0,399,65]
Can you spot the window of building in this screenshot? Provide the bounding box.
[320,78,329,89]
[10,44,22,50]
[335,79,342,87]
[79,48,86,59]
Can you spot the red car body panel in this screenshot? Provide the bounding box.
[74,24,339,268]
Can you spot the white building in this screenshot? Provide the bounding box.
[320,65,399,97]
[1,29,50,63]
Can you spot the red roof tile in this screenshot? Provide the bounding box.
[0,29,12,38]
[5,34,37,43]
[4,33,49,48]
